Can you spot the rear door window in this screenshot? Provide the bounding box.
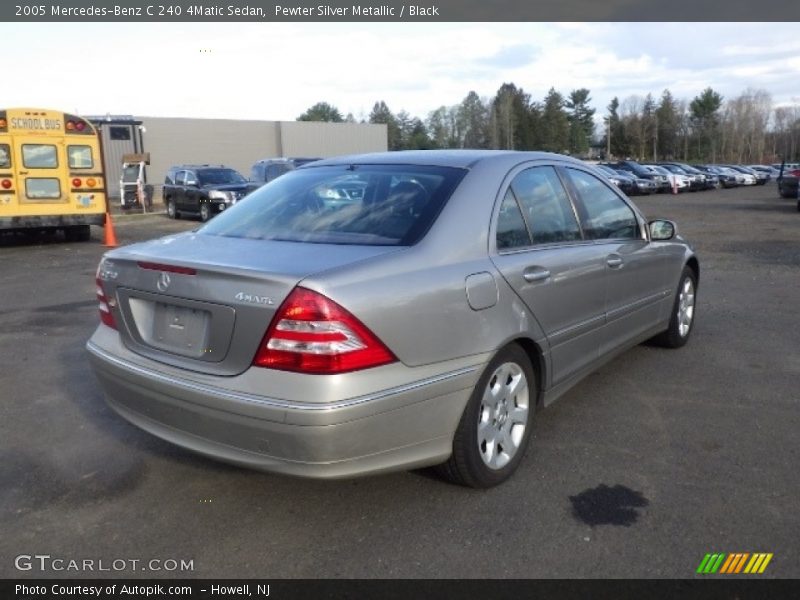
[510,166,582,245]
[0,144,10,168]
[564,169,640,241]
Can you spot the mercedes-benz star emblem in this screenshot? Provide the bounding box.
[157,271,171,292]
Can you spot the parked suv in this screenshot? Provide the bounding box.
[247,157,321,193]
[163,165,249,221]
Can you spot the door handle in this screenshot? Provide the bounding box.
[523,267,551,283]
[606,255,623,268]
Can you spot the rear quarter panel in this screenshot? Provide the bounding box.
[303,158,549,368]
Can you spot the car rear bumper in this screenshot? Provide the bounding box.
[86,326,481,479]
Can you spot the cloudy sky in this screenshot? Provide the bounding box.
[5,22,800,123]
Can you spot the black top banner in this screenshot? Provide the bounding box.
[3,0,798,21]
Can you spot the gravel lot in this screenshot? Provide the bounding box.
[1,183,798,579]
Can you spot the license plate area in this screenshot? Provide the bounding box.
[151,302,210,358]
[128,298,210,358]
[117,288,236,362]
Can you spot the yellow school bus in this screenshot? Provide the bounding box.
[0,108,106,241]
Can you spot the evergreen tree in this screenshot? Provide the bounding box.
[540,88,570,153]
[656,90,680,160]
[566,88,596,156]
[459,91,490,149]
[690,87,724,161]
[369,101,402,150]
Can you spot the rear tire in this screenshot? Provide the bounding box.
[652,266,697,348]
[64,225,91,242]
[437,344,535,488]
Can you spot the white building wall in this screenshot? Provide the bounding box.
[280,121,388,158]
[141,117,279,189]
[137,117,388,198]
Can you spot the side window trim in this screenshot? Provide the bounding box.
[554,165,588,240]
[509,187,535,246]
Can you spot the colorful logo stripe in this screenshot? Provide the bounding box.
[697,553,773,574]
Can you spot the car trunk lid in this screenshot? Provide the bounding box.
[101,231,400,376]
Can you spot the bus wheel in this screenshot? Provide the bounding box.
[64,225,91,242]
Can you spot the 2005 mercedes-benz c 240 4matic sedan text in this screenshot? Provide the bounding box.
[87,151,698,488]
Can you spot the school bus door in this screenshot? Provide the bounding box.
[13,137,68,206]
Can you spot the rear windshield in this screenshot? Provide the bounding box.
[200,164,466,246]
[198,168,246,185]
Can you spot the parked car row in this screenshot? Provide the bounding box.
[592,160,780,196]
[162,155,798,222]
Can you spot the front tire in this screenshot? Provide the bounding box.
[200,203,211,222]
[652,266,697,348]
[437,344,535,488]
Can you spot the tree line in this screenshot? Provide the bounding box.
[297,85,800,164]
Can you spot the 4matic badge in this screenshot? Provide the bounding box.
[235,292,274,306]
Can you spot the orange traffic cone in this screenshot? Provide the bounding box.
[103,211,119,247]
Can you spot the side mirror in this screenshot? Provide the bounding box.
[649,219,676,241]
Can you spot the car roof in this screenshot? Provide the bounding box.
[305,149,583,170]
[170,164,228,170]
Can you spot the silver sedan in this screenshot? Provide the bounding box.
[87,151,698,488]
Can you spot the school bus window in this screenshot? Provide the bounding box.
[22,144,58,168]
[68,145,93,169]
[25,178,61,199]
[0,144,10,168]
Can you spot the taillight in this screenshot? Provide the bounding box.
[253,287,396,374]
[72,178,82,187]
[96,276,117,330]
[87,178,97,188]
[1,179,11,189]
